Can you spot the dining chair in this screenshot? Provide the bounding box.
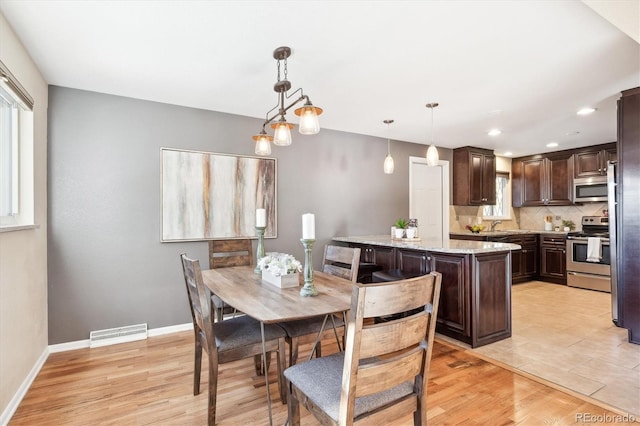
[278,245,361,366]
[208,239,253,322]
[284,272,442,426]
[180,253,287,425]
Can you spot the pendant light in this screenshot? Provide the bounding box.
[426,102,440,166]
[383,119,395,174]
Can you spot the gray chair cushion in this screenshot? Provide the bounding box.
[279,315,344,338]
[284,352,414,421]
[214,315,286,353]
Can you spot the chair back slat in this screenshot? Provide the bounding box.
[209,239,253,268]
[322,245,361,282]
[355,346,424,398]
[361,276,436,318]
[359,313,428,359]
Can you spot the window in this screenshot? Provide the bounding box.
[483,172,511,219]
[0,60,34,228]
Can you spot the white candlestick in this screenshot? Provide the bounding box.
[302,213,315,239]
[256,208,266,227]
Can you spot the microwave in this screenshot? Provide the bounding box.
[573,176,608,203]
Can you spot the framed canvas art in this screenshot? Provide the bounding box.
[161,148,276,241]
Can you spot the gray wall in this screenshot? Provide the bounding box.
[48,86,449,343]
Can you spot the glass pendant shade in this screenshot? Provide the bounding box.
[426,144,439,166]
[384,154,395,174]
[252,132,273,156]
[271,119,293,146]
[295,103,323,135]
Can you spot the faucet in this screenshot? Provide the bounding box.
[490,220,502,232]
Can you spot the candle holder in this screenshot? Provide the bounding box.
[299,238,318,297]
[254,226,266,274]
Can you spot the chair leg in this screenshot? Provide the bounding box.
[277,338,287,404]
[208,356,218,426]
[289,337,299,366]
[194,339,202,395]
[287,382,301,426]
[254,353,271,376]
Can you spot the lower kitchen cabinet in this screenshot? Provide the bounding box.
[505,234,538,283]
[396,248,432,276]
[345,240,512,347]
[539,234,567,284]
[352,244,396,271]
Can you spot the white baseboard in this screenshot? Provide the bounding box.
[1,323,194,426]
[147,322,193,337]
[0,347,49,426]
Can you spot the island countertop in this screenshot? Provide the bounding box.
[333,235,521,254]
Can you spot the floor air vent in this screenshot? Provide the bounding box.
[89,323,148,348]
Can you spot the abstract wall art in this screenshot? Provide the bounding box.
[161,148,277,241]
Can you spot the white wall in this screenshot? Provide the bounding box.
[0,12,48,421]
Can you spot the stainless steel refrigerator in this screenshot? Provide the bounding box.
[607,161,620,326]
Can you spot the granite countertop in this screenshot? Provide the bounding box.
[449,229,569,237]
[333,235,521,254]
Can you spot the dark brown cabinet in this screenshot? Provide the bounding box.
[512,152,573,207]
[430,252,470,339]
[491,234,538,283]
[396,248,431,276]
[453,146,496,205]
[617,87,640,344]
[539,234,567,284]
[574,142,617,178]
[352,244,395,270]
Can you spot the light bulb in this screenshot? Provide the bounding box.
[384,154,395,174]
[426,144,439,166]
[253,134,272,156]
[273,122,292,146]
[298,108,320,135]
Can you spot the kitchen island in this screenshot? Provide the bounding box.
[333,235,521,348]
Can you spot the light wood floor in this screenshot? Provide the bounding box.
[446,280,640,418]
[9,328,628,425]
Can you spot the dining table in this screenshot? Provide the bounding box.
[201,265,354,425]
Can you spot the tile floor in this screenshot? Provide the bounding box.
[440,280,640,417]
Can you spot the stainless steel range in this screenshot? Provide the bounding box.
[566,216,611,292]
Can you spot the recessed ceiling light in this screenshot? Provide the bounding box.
[546,142,559,148]
[488,129,502,136]
[577,107,596,115]
[503,151,513,157]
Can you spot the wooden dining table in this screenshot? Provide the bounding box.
[201,265,354,425]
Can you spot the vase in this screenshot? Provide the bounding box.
[405,228,417,239]
[394,228,405,239]
[262,270,300,288]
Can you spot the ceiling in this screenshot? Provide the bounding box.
[1,0,638,157]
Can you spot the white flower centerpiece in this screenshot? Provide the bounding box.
[257,252,303,288]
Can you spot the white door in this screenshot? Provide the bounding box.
[409,157,450,245]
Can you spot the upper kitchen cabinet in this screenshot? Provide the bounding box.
[512,151,573,207]
[573,142,617,178]
[453,146,496,205]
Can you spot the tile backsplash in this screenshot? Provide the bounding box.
[450,203,607,232]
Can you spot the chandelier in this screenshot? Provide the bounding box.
[253,46,323,156]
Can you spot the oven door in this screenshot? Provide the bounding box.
[566,239,611,276]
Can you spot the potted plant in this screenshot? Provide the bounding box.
[394,218,408,238]
[561,220,575,232]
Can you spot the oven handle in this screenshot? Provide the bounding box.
[567,271,610,280]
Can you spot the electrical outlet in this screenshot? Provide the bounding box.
[555,216,561,220]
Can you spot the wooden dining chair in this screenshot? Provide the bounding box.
[180,253,287,425]
[208,239,253,322]
[278,245,360,366]
[284,272,442,426]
